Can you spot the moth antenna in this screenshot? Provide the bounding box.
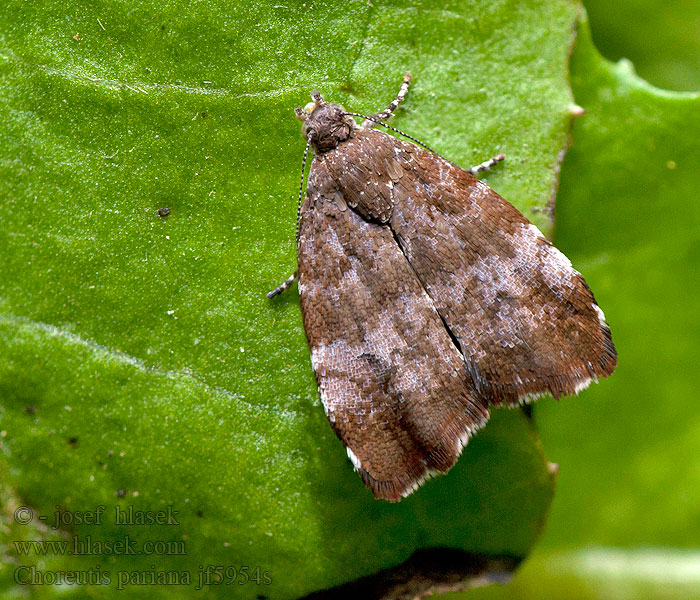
[266,134,311,299]
[295,134,313,249]
[342,112,444,159]
[362,72,412,128]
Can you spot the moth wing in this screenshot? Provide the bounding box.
[297,159,489,501]
[384,134,617,404]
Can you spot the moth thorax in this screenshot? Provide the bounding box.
[302,104,354,153]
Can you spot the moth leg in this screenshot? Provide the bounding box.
[468,153,506,176]
[267,271,298,299]
[361,73,412,128]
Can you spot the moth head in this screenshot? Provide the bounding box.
[296,91,355,153]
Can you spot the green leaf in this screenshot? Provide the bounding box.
[0,0,583,597]
[461,11,700,600]
[584,0,700,91]
[544,13,700,552]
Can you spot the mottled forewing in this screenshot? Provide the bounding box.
[297,158,489,501]
[383,131,616,404]
[324,128,616,405]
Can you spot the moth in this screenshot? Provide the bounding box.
[269,74,617,502]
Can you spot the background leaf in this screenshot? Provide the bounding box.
[584,0,700,91]
[465,11,700,600]
[0,0,584,598]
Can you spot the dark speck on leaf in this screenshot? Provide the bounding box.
[156,207,171,217]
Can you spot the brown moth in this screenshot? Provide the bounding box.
[268,74,617,502]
